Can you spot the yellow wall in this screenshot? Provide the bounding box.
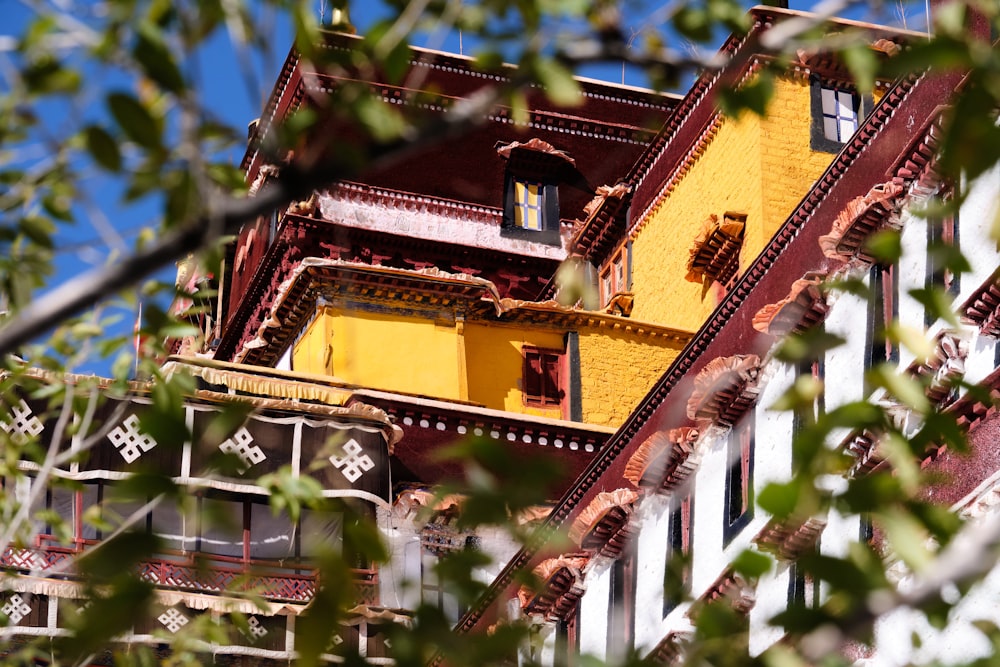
[464,322,566,420]
[576,327,682,427]
[629,74,837,332]
[293,307,464,400]
[291,306,685,428]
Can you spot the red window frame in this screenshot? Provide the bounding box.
[523,347,564,407]
[600,245,629,307]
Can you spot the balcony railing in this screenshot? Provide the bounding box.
[1,540,378,605]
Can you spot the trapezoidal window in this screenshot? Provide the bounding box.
[810,78,862,153]
[497,138,573,245]
[523,347,564,408]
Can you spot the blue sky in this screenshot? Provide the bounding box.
[0,0,928,375]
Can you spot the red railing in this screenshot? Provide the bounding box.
[1,541,378,605]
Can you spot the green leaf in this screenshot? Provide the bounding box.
[868,362,931,414]
[132,22,185,93]
[717,70,774,118]
[84,125,122,172]
[107,92,161,150]
[880,508,933,573]
[773,328,845,364]
[534,57,582,107]
[864,229,902,264]
[841,43,878,95]
[19,215,55,248]
[758,480,800,518]
[731,549,771,578]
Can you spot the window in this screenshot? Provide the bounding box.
[925,199,960,326]
[600,244,631,306]
[502,173,560,244]
[787,558,819,610]
[663,491,693,616]
[607,543,636,662]
[821,87,859,142]
[421,550,464,623]
[523,347,564,407]
[724,415,754,544]
[796,356,825,425]
[810,78,861,152]
[513,179,545,231]
[554,602,580,667]
[865,263,899,394]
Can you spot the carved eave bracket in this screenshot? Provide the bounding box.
[960,269,1000,337]
[648,631,693,666]
[517,556,590,622]
[752,272,829,337]
[686,355,762,426]
[905,331,968,407]
[568,489,639,558]
[818,181,904,263]
[624,427,700,493]
[692,570,755,617]
[685,212,747,286]
[753,516,826,561]
[842,402,910,475]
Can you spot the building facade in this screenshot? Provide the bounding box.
[3,5,995,666]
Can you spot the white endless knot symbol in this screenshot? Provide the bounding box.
[242,615,268,640]
[157,607,189,633]
[1,594,32,625]
[1,400,44,443]
[219,427,266,473]
[329,438,374,483]
[108,414,157,463]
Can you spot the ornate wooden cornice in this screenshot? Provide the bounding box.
[752,272,829,337]
[961,268,1000,337]
[685,354,762,426]
[567,489,638,558]
[905,331,968,407]
[693,570,755,616]
[685,212,747,286]
[623,427,700,492]
[753,516,826,561]
[647,631,692,665]
[517,556,590,622]
[817,181,905,262]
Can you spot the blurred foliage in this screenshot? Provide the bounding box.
[0,0,998,665]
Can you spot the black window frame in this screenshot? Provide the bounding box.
[663,489,694,616]
[501,172,561,245]
[723,415,755,545]
[810,77,870,153]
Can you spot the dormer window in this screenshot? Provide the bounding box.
[497,138,576,245]
[811,78,864,153]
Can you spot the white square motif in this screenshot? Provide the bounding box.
[219,427,266,473]
[329,438,375,483]
[108,414,157,463]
